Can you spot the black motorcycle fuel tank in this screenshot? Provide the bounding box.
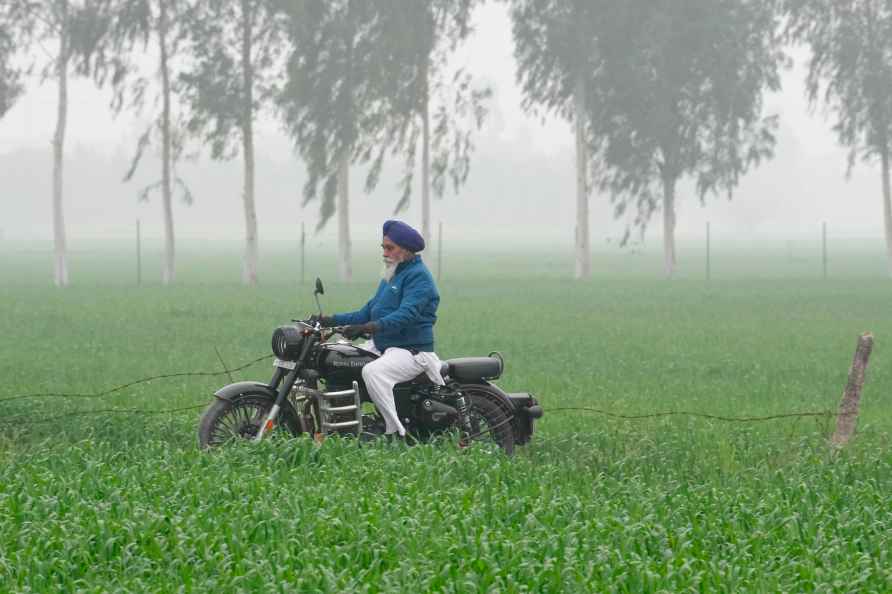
[318,342,378,384]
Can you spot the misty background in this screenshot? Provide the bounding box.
[0,3,882,248]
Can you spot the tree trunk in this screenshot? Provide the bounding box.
[420,61,431,243]
[882,146,892,277]
[337,151,352,282]
[573,72,591,280]
[52,1,70,288]
[240,0,258,286]
[662,174,677,279]
[159,0,175,285]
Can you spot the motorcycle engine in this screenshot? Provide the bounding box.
[418,397,458,430]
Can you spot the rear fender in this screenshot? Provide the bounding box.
[463,382,540,446]
[457,382,523,443]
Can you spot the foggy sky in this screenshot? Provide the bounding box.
[0,4,886,245]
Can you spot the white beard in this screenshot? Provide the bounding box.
[381,258,398,282]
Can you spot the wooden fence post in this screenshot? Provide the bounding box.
[831,332,874,447]
[437,221,443,283]
[136,219,142,287]
[300,222,306,285]
[706,221,711,281]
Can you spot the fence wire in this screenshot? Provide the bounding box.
[0,354,274,406]
[0,354,849,429]
[544,407,843,422]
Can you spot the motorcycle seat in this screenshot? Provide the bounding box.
[403,358,501,386]
[442,357,502,382]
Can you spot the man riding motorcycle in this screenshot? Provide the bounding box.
[197,217,542,452]
[316,220,444,440]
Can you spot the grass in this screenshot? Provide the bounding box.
[1,240,891,591]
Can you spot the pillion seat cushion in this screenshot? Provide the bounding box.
[442,357,501,382]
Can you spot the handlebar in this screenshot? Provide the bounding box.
[292,319,371,341]
[328,326,372,340]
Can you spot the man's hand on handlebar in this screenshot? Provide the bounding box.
[341,322,378,340]
[308,314,335,327]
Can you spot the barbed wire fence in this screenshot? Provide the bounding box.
[0,332,873,448]
[0,354,273,426]
[0,354,274,407]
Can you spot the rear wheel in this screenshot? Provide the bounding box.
[462,391,515,455]
[198,393,301,449]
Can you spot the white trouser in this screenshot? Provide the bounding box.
[360,342,445,436]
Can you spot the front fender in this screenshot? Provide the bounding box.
[207,381,305,437]
[214,381,277,403]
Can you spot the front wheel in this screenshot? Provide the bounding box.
[462,391,515,455]
[198,393,302,449]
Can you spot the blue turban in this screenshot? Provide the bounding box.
[383,220,425,252]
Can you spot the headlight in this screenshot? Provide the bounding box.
[272,325,304,360]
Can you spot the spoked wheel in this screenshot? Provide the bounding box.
[198,394,301,449]
[460,391,515,455]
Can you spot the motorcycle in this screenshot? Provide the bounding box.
[198,279,542,454]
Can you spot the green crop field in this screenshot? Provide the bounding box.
[1,240,891,592]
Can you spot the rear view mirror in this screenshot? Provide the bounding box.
[313,278,325,317]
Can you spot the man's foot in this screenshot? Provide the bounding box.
[387,433,418,446]
[359,429,385,443]
[358,426,400,443]
[358,427,417,446]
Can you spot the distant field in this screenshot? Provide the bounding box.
[1,242,891,591]
[1,234,891,284]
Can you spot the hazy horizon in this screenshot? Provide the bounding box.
[1,3,889,245]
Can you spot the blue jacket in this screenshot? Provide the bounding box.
[332,256,439,352]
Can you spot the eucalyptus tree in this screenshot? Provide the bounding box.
[275,0,486,279]
[276,0,385,282]
[178,0,284,286]
[592,0,784,278]
[374,0,491,243]
[109,0,194,285]
[787,0,892,276]
[0,7,25,118]
[9,0,116,286]
[510,0,602,279]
